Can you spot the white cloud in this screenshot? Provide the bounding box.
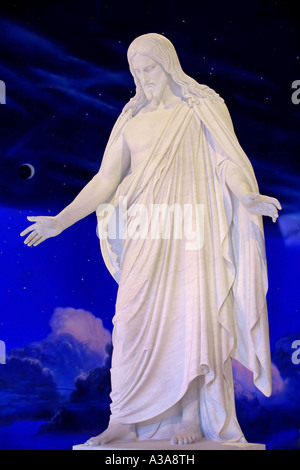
[49,306,111,359]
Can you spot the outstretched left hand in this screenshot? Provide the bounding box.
[241,192,282,223]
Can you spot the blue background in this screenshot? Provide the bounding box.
[0,0,299,450]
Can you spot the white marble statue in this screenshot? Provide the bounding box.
[21,33,281,446]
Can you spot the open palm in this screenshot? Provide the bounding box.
[20,216,63,247]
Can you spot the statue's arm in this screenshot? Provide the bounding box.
[203,98,282,222]
[55,132,131,230]
[20,132,131,246]
[225,162,282,222]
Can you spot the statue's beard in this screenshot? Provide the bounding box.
[142,76,170,104]
[144,88,163,107]
[144,88,155,101]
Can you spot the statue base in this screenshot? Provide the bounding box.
[73,439,265,451]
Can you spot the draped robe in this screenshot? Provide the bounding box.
[97,94,272,442]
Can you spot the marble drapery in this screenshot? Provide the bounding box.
[97,96,272,441]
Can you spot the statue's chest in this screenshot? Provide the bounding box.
[124,108,174,155]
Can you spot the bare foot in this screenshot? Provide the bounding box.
[84,423,137,446]
[170,427,202,445]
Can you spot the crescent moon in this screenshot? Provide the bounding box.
[22,163,35,179]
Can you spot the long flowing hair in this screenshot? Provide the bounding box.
[122,33,222,116]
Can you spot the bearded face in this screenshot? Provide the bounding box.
[130,53,170,103]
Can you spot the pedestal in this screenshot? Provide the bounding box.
[73,439,265,451]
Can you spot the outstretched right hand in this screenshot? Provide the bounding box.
[20,216,63,247]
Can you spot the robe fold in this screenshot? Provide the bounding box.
[97,94,272,442]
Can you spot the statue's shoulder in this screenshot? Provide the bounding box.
[105,108,133,149]
[195,83,224,103]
